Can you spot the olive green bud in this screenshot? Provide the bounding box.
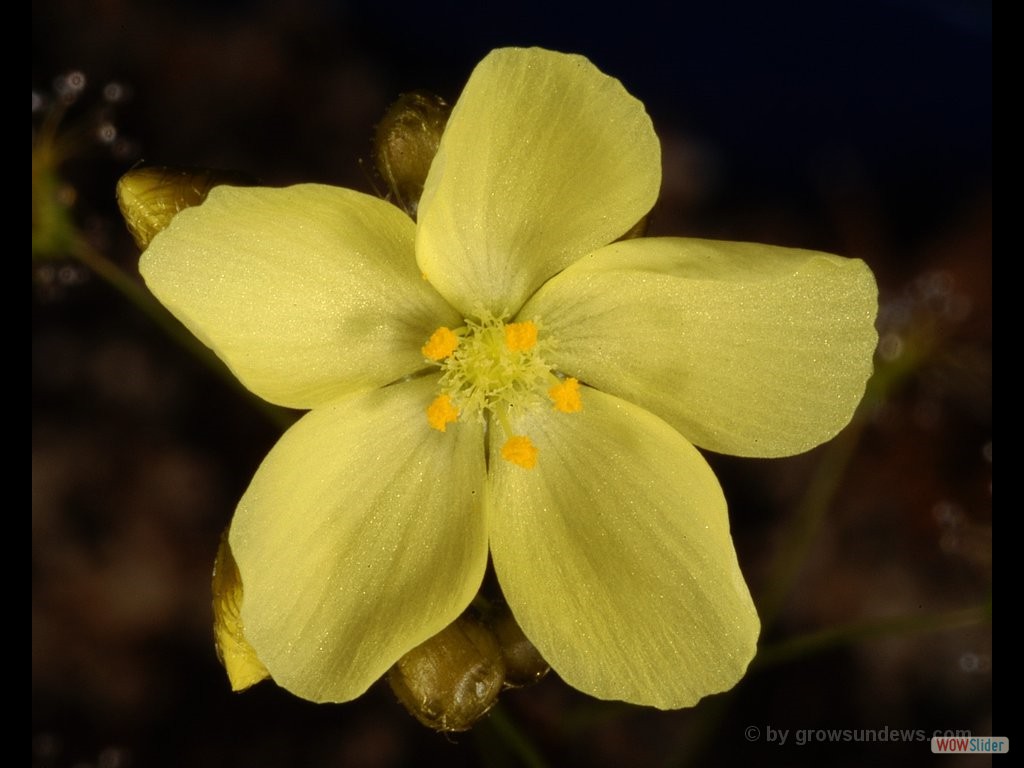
[116,166,253,250]
[373,91,449,218]
[388,614,505,732]
[487,603,550,688]
[211,528,270,692]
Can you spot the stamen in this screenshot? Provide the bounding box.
[422,327,459,361]
[426,394,460,432]
[423,315,555,445]
[548,377,582,413]
[504,321,538,352]
[501,435,538,469]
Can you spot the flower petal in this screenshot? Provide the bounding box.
[229,377,488,702]
[522,237,878,457]
[417,47,661,318]
[141,184,461,409]
[488,386,759,708]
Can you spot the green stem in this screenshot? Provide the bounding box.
[756,339,934,630]
[754,602,991,669]
[755,415,866,629]
[69,237,298,432]
[479,703,549,768]
[664,602,990,768]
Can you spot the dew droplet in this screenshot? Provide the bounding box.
[55,70,88,103]
[877,332,904,361]
[96,121,117,143]
[103,81,127,103]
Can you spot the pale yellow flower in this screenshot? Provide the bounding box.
[138,47,877,708]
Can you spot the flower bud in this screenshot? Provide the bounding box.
[387,613,505,731]
[212,528,270,691]
[373,91,449,218]
[116,166,253,249]
[487,603,550,688]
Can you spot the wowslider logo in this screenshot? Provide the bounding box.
[931,736,1008,754]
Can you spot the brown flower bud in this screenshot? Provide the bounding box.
[373,91,449,218]
[487,603,550,688]
[387,614,505,732]
[116,166,254,250]
[212,528,270,691]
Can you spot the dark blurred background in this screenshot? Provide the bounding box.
[32,1,992,766]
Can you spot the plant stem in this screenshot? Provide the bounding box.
[479,703,549,768]
[754,602,991,669]
[755,415,865,629]
[69,236,298,432]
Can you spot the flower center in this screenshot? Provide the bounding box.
[421,313,581,469]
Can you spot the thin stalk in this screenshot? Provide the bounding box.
[754,602,991,669]
[479,703,550,768]
[69,237,298,432]
[756,415,866,628]
[756,338,933,629]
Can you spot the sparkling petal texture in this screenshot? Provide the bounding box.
[417,47,661,317]
[521,237,878,457]
[230,377,488,702]
[140,184,461,409]
[487,385,759,708]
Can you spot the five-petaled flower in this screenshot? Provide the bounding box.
[136,47,877,708]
